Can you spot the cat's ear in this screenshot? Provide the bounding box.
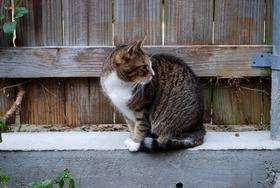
[136,36,146,50]
[124,40,138,57]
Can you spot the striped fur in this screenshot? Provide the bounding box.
[101,40,205,152]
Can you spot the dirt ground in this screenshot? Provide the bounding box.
[5,123,268,132]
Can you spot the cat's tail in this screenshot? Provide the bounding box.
[140,128,206,152]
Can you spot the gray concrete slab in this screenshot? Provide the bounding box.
[1,131,280,151]
[1,150,280,188]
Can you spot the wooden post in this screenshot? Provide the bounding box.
[271,0,280,140]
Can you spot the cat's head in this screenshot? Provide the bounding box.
[106,39,155,84]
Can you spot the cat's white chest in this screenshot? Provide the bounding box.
[101,72,136,122]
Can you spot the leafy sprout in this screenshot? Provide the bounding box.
[1,0,28,35]
[30,179,53,188]
[30,169,75,188]
[0,175,10,184]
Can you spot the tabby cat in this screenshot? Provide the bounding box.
[101,39,205,152]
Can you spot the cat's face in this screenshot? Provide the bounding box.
[108,40,155,83]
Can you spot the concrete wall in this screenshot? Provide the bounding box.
[1,150,280,188]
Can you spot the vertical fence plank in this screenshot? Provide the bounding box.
[214,0,265,44]
[114,0,162,45]
[238,79,263,125]
[64,78,89,126]
[87,83,116,125]
[17,0,64,125]
[213,78,263,125]
[87,0,115,123]
[265,0,273,44]
[17,0,63,46]
[63,0,112,46]
[115,111,125,124]
[165,0,214,45]
[88,0,113,45]
[0,0,12,47]
[21,79,65,124]
[63,0,114,126]
[63,0,89,45]
[0,1,18,123]
[213,0,268,126]
[200,78,212,123]
[0,79,15,124]
[89,78,115,124]
[213,79,239,125]
[262,78,271,127]
[64,78,115,126]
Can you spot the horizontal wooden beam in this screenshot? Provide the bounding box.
[0,46,271,78]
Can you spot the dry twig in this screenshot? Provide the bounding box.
[2,85,25,124]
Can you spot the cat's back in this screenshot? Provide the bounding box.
[148,53,203,128]
[150,53,199,86]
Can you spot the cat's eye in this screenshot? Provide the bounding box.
[140,65,149,69]
[138,67,149,76]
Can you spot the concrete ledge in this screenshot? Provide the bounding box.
[1,131,280,188]
[1,150,280,188]
[0,131,280,151]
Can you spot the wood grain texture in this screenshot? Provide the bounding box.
[0,0,12,47]
[214,0,266,44]
[212,78,263,125]
[64,78,89,126]
[114,0,162,45]
[17,0,63,46]
[63,0,112,46]
[0,46,270,78]
[165,0,214,45]
[63,0,114,125]
[21,79,65,124]
[115,111,125,124]
[0,79,15,124]
[262,78,271,126]
[89,78,114,124]
[16,0,64,126]
[200,78,212,123]
[0,47,110,77]
[64,78,114,126]
[265,0,273,44]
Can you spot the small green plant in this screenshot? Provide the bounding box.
[0,0,28,35]
[30,169,75,188]
[0,171,10,188]
[30,179,53,188]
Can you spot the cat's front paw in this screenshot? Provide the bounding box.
[124,138,140,152]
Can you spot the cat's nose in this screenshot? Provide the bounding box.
[150,68,155,76]
[148,60,155,76]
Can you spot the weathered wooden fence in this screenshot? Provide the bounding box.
[0,0,273,127]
